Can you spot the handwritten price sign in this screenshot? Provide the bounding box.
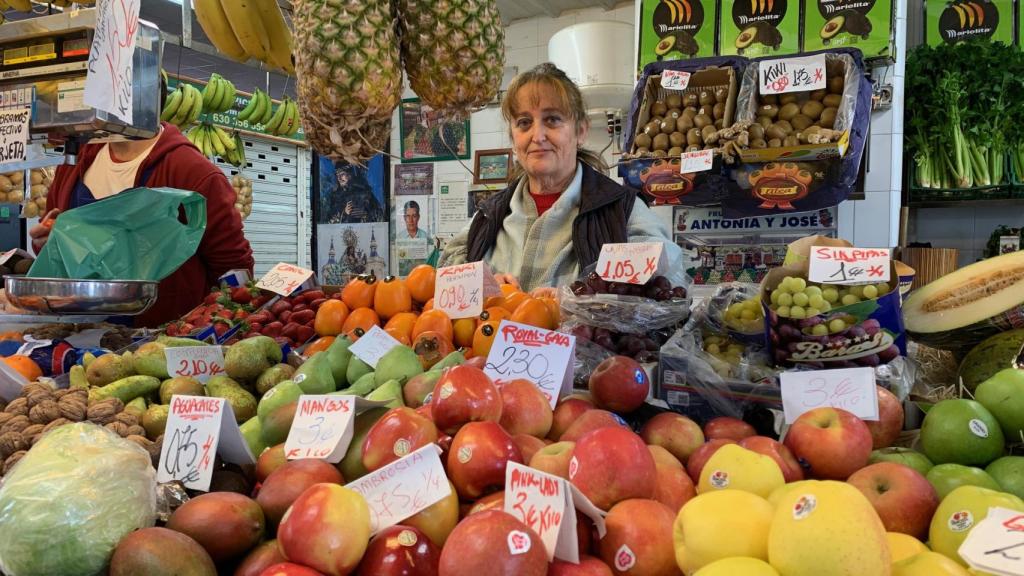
[484,321,575,408]
[680,149,714,174]
[596,242,666,285]
[808,246,891,285]
[759,54,827,95]
[660,70,691,90]
[0,106,29,167]
[435,261,502,319]
[780,367,878,424]
[346,444,451,534]
[284,395,355,462]
[256,262,315,296]
[349,325,402,368]
[83,0,139,123]
[164,346,224,383]
[156,395,254,490]
[959,507,1024,575]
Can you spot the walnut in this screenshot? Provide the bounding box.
[125,434,153,449]
[4,398,28,416]
[86,399,122,424]
[0,431,26,458]
[28,400,60,425]
[105,421,130,437]
[41,418,70,434]
[58,397,87,422]
[114,412,139,427]
[3,450,26,475]
[25,390,54,409]
[0,400,6,412]
[63,388,88,404]
[53,388,71,400]
[22,382,53,397]
[0,413,14,428]
[0,415,29,435]
[126,424,147,437]
[21,424,43,439]
[88,397,124,413]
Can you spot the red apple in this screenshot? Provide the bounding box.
[561,409,627,443]
[550,397,594,441]
[652,461,696,513]
[438,510,547,576]
[569,427,656,511]
[512,433,546,464]
[499,379,553,438]
[431,365,502,435]
[529,441,575,479]
[685,439,736,482]
[739,435,805,483]
[277,484,370,576]
[416,404,433,420]
[598,499,677,576]
[256,444,287,483]
[847,462,939,540]
[463,356,487,370]
[361,407,439,472]
[647,445,682,469]
[784,407,873,480]
[404,371,442,408]
[256,459,344,529]
[354,525,440,576]
[465,491,506,517]
[588,355,650,413]
[447,421,523,500]
[703,416,757,441]
[865,386,905,449]
[258,563,324,576]
[640,412,705,464]
[549,555,613,576]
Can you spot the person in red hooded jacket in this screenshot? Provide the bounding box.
[28,77,254,327]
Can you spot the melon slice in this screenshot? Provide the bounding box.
[902,250,1024,352]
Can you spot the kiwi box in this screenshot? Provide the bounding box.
[805,0,895,59]
[720,0,802,58]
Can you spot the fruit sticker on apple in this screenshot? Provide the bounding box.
[157,395,255,491]
[349,325,403,368]
[957,506,1024,574]
[596,242,665,285]
[435,261,503,319]
[484,320,576,408]
[345,444,452,534]
[780,367,879,423]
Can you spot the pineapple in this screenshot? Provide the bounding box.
[397,0,505,116]
[292,0,402,164]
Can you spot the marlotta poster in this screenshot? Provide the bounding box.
[317,154,388,224]
[317,223,389,285]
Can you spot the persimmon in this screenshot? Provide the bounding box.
[452,317,477,349]
[510,297,555,330]
[501,290,530,313]
[374,276,413,320]
[3,355,41,381]
[405,265,436,304]
[341,273,377,310]
[341,307,381,340]
[413,331,456,370]
[304,336,335,356]
[313,299,349,336]
[411,309,453,343]
[483,295,506,309]
[538,296,561,327]
[472,320,501,358]
[422,298,434,312]
[499,284,519,297]
[384,312,419,344]
[479,306,511,324]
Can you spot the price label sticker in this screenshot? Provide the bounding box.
[505,462,576,562]
[595,242,666,285]
[680,149,714,174]
[0,106,30,167]
[780,367,878,424]
[156,395,254,491]
[349,325,403,368]
[959,507,1024,576]
[759,54,827,95]
[284,395,356,462]
[808,246,891,285]
[346,444,451,534]
[484,320,576,408]
[660,70,691,90]
[434,261,503,319]
[256,262,315,296]
[164,346,225,383]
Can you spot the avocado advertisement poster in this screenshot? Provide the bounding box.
[638,0,717,71]
[804,0,894,59]
[927,0,1012,46]
[720,0,801,57]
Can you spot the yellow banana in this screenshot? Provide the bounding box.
[210,126,227,157]
[252,0,294,73]
[7,0,32,12]
[264,100,288,135]
[219,0,272,62]
[215,126,236,152]
[171,85,196,126]
[662,0,677,25]
[194,0,249,62]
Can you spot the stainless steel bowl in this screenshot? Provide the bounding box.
[4,276,158,315]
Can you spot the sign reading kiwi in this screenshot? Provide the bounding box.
[926,0,1012,46]
[803,0,894,60]
[638,0,717,72]
[720,0,801,57]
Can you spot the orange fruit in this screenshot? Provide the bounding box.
[411,309,453,343]
[501,290,530,313]
[413,331,456,370]
[0,331,23,342]
[384,312,419,344]
[4,355,42,381]
[510,297,555,330]
[304,336,335,356]
[374,276,413,320]
[452,317,477,349]
[341,307,381,340]
[406,265,436,304]
[538,296,561,327]
[479,306,511,324]
[499,284,519,297]
[472,320,501,358]
[314,299,349,337]
[341,274,377,310]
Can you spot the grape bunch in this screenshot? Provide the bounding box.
[569,273,688,301]
[569,324,664,363]
[723,297,765,334]
[768,276,891,319]
[703,333,748,377]
[771,316,900,369]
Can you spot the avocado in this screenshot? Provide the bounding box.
[840,9,872,39]
[735,26,758,51]
[753,21,783,49]
[654,35,676,57]
[820,15,846,42]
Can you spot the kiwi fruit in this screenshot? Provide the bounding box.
[790,114,813,131]
[643,122,660,136]
[686,145,702,152]
[823,94,842,109]
[683,93,699,107]
[783,135,800,147]
[651,101,668,117]
[768,138,782,148]
[697,106,713,118]
[775,120,793,134]
[652,133,670,151]
[667,146,683,157]
[634,133,653,150]
[819,107,838,129]
[829,77,844,94]
[779,94,799,105]
[701,125,717,141]
[635,147,650,156]
[801,100,825,120]
[714,87,728,103]
[750,139,767,149]
[669,131,685,148]
[765,125,787,141]
[748,124,765,140]
[762,94,779,105]
[686,128,702,146]
[682,106,698,119]
[660,119,675,133]
[809,89,827,101]
[712,102,726,120]
[652,150,667,158]
[778,103,800,122]
[714,118,724,129]
[666,94,683,109]
[693,114,713,129]
[676,116,694,132]
[758,104,779,119]
[651,116,665,127]
[666,108,682,120]
[757,116,772,129]
[699,91,715,106]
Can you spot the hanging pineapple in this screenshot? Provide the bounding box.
[396,0,505,116]
[292,0,403,164]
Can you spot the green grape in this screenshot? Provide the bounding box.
[770,290,781,305]
[808,294,825,309]
[829,318,847,333]
[790,277,807,292]
[806,307,821,316]
[728,302,744,317]
[841,294,860,306]
[822,287,840,303]
[789,305,806,319]
[850,285,865,298]
[792,292,810,307]
[744,298,761,312]
[777,292,794,307]
[805,285,823,298]
[876,282,891,295]
[706,343,721,354]
[862,284,879,299]
[740,309,756,321]
[776,305,791,318]
[811,324,828,336]
[820,301,832,313]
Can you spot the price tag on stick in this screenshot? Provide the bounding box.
[284,395,357,462]
[483,320,576,408]
[780,367,878,424]
[346,444,451,534]
[164,346,225,383]
[156,395,255,491]
[256,262,315,296]
[808,246,891,285]
[759,54,827,95]
[434,261,503,319]
[595,242,666,285]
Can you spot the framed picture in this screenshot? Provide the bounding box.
[473,148,512,184]
[399,98,471,163]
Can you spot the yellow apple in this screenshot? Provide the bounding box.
[886,532,928,563]
[697,444,785,498]
[928,485,1024,565]
[767,479,814,507]
[768,480,891,576]
[694,557,781,576]
[674,490,774,574]
[893,551,971,575]
[402,480,459,548]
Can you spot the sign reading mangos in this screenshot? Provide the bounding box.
[804,0,895,59]
[720,0,801,57]
[637,0,717,72]
[927,0,1012,46]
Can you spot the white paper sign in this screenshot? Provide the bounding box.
[164,346,225,383]
[284,395,356,462]
[349,325,403,368]
[257,262,315,296]
[808,246,892,285]
[483,320,576,408]
[435,261,503,319]
[83,0,140,123]
[959,507,1024,576]
[759,54,827,95]
[780,367,878,424]
[346,444,451,534]
[0,106,30,167]
[596,242,666,285]
[438,180,470,235]
[680,149,714,174]
[504,462,576,562]
[156,395,255,491]
[660,70,691,90]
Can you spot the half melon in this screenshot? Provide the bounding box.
[902,250,1024,353]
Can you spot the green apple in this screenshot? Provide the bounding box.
[869,447,934,476]
[929,485,1024,565]
[920,399,1004,466]
[975,368,1024,443]
[986,456,1024,500]
[925,463,1001,500]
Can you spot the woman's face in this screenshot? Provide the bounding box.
[510,83,587,185]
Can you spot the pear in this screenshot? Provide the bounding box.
[374,346,423,386]
[293,353,335,395]
[336,372,377,397]
[365,379,404,409]
[433,350,465,371]
[698,444,785,498]
[159,376,205,404]
[346,356,373,386]
[324,336,353,387]
[255,363,296,395]
[225,339,272,381]
[86,353,134,387]
[142,404,169,439]
[207,375,257,423]
[257,379,303,422]
[133,342,169,379]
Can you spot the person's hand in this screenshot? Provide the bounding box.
[29,209,60,254]
[530,286,558,300]
[344,201,353,215]
[494,273,520,289]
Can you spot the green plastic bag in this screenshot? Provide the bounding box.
[29,187,206,281]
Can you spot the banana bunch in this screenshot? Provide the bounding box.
[202,73,237,114]
[0,0,36,11]
[223,131,248,168]
[194,0,293,74]
[264,97,300,138]
[187,123,238,161]
[238,88,273,127]
[161,84,203,128]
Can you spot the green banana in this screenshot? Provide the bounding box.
[218,79,236,112]
[188,86,204,124]
[202,75,219,109]
[238,89,259,121]
[249,90,267,126]
[264,99,288,134]
[161,88,183,122]
[170,85,196,126]
[259,92,273,125]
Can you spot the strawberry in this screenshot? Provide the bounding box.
[248,322,263,334]
[203,291,222,305]
[248,311,273,325]
[212,319,233,338]
[269,299,293,316]
[292,303,309,314]
[330,293,344,300]
[262,321,284,338]
[273,336,291,348]
[282,322,301,340]
[290,309,315,325]
[279,310,292,324]
[309,298,327,311]
[220,309,236,321]
[298,290,325,304]
[296,325,315,344]
[234,310,249,321]
[231,286,257,305]
[252,294,272,308]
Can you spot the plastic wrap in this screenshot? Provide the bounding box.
[702,282,766,345]
[0,423,157,576]
[559,264,692,334]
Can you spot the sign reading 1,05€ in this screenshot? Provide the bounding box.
[168,77,304,141]
[595,242,665,285]
[257,262,315,296]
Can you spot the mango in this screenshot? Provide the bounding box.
[335,372,377,397]
[434,350,465,371]
[239,416,267,459]
[324,335,353,387]
[109,527,217,576]
[365,379,404,409]
[165,492,265,563]
[346,356,373,386]
[260,401,298,446]
[337,407,388,481]
[234,540,286,576]
[257,379,303,422]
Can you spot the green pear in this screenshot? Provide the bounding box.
[433,350,465,371]
[224,338,272,381]
[346,356,373,385]
[365,379,404,409]
[159,376,205,404]
[142,404,169,439]
[324,336,353,387]
[374,346,423,386]
[255,363,296,395]
[156,335,207,347]
[86,353,134,387]
[133,342,169,379]
[207,375,257,423]
[257,379,304,422]
[975,368,1024,442]
[294,353,335,395]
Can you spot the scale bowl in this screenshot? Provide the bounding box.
[4,276,158,315]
